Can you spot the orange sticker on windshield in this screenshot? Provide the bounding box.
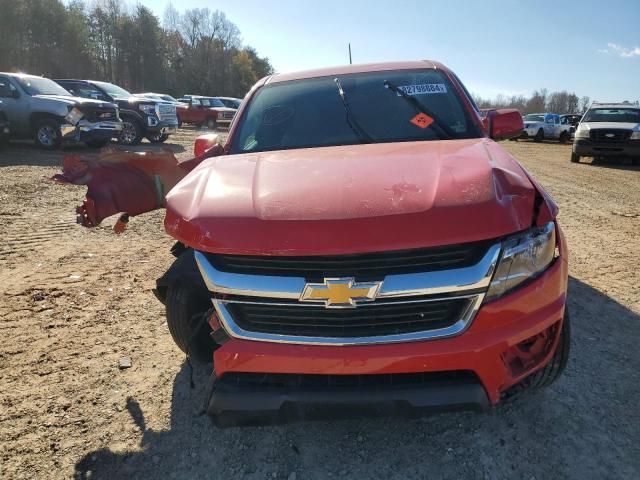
[410,113,433,129]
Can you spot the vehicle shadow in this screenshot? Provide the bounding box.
[73,277,640,480]
[0,140,186,168]
[578,157,640,171]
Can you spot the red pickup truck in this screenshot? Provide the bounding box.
[177,96,236,129]
[57,61,569,426]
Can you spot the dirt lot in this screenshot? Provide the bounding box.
[1,130,639,480]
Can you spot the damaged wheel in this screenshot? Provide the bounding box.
[164,255,216,363]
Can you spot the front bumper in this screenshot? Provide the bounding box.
[208,233,569,423]
[573,139,640,157]
[145,114,179,135]
[61,120,123,141]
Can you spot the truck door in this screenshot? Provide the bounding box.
[544,115,556,138]
[0,76,29,135]
[185,98,202,123]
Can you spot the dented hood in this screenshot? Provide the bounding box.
[165,139,540,255]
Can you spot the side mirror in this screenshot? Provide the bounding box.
[487,109,523,141]
[194,133,224,157]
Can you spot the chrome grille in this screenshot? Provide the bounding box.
[590,129,631,143]
[158,103,177,121]
[195,242,500,346]
[205,240,493,281]
[226,297,471,338]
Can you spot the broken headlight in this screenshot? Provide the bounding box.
[485,222,556,301]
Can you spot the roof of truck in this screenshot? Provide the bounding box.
[266,60,442,84]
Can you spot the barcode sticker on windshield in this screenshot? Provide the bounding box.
[398,84,447,96]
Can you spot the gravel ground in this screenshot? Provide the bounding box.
[0,131,639,480]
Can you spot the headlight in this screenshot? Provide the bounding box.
[631,131,640,140]
[575,125,590,139]
[485,222,557,301]
[139,104,157,115]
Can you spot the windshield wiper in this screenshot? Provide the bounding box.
[383,80,455,140]
[334,77,373,144]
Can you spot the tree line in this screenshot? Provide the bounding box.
[473,89,592,115]
[0,0,274,98]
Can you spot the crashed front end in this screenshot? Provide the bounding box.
[156,139,568,426]
[60,103,123,143]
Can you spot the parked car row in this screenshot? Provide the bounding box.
[0,72,243,150]
[518,113,574,143]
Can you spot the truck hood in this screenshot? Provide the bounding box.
[34,95,115,108]
[165,139,541,255]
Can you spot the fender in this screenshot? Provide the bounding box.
[30,111,65,130]
[119,108,146,124]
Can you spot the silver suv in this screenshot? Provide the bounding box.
[0,73,122,149]
[572,103,640,164]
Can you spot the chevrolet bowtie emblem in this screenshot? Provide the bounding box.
[300,278,383,308]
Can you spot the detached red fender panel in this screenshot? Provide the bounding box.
[52,146,220,228]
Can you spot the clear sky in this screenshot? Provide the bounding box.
[139,0,640,102]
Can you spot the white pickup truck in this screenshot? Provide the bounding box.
[520,113,572,143]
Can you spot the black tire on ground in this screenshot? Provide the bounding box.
[85,138,111,148]
[559,131,569,144]
[118,117,143,146]
[165,281,216,363]
[207,118,217,130]
[34,118,62,150]
[177,118,183,128]
[570,152,580,163]
[146,133,169,144]
[534,128,544,142]
[502,311,571,402]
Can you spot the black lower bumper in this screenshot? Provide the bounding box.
[146,120,178,135]
[573,140,640,158]
[206,371,489,427]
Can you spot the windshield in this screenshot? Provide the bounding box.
[231,69,480,154]
[92,81,131,99]
[524,114,545,122]
[219,98,241,108]
[583,108,640,123]
[17,76,71,96]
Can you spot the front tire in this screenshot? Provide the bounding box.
[534,129,544,142]
[570,152,580,163]
[559,131,569,144]
[118,118,143,146]
[207,118,217,130]
[165,281,216,363]
[34,119,62,150]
